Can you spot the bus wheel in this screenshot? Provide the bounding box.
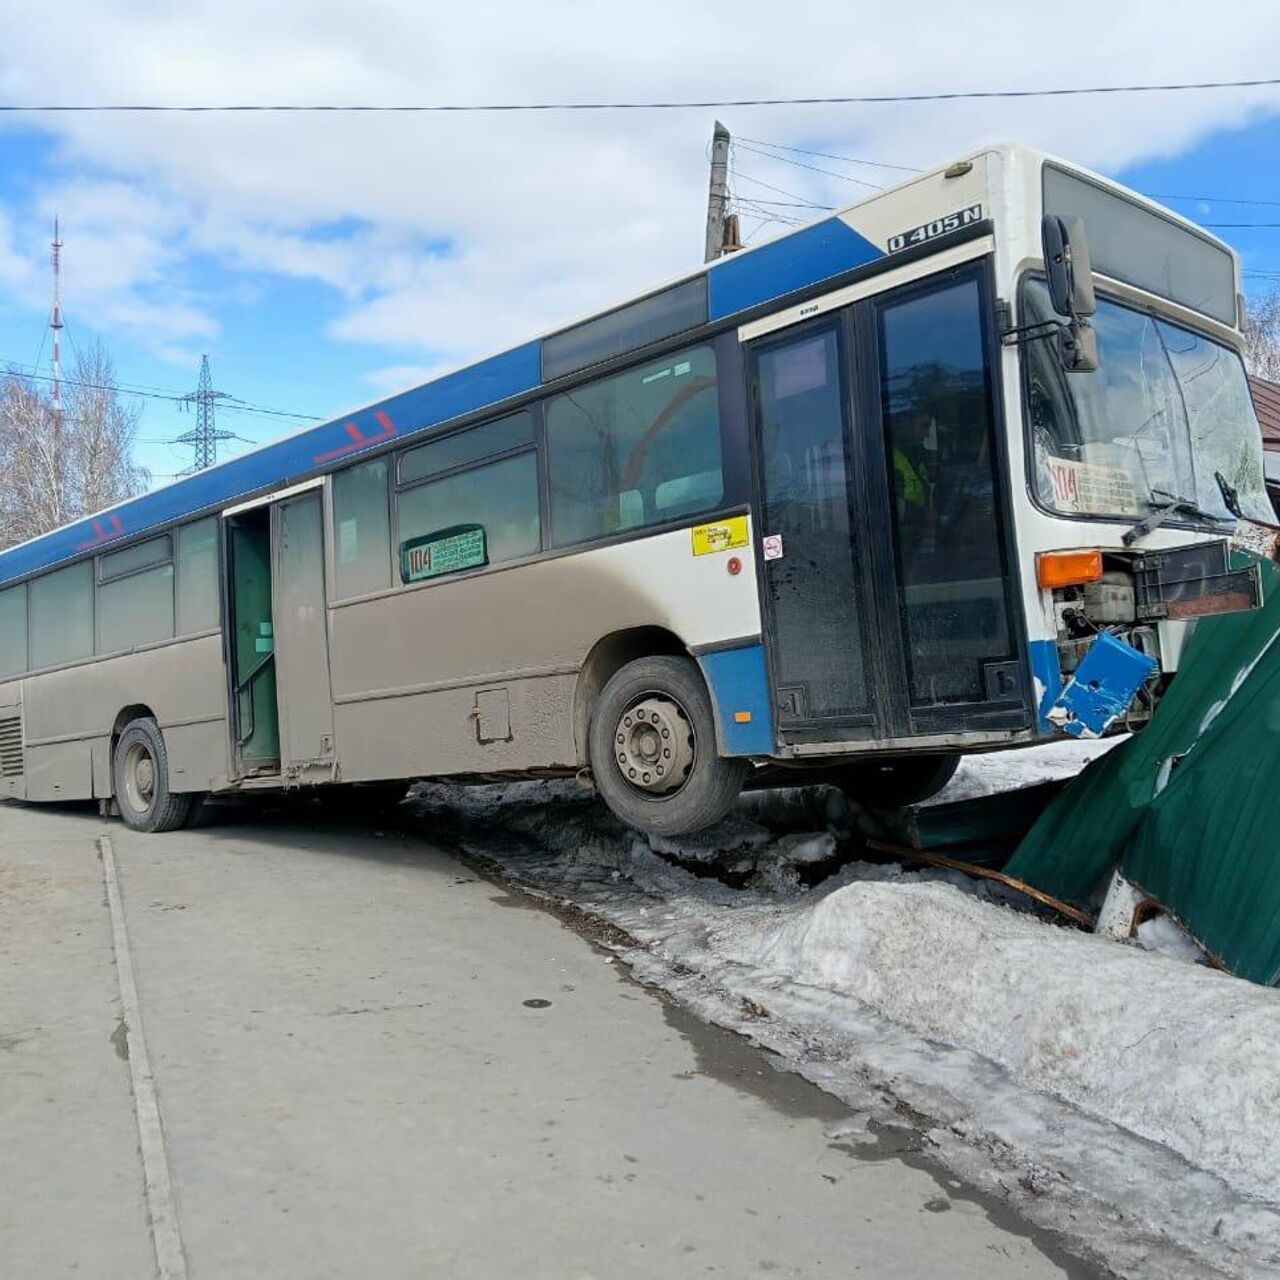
[589,655,748,837]
[837,753,960,810]
[113,718,196,833]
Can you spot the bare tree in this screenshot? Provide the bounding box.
[1243,287,1280,383]
[0,339,149,552]
[64,340,148,517]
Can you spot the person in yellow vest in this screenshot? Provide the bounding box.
[894,445,928,509]
[892,409,936,519]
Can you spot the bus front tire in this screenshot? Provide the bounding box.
[837,753,960,810]
[588,655,748,837]
[113,717,196,833]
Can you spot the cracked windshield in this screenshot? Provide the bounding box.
[1024,279,1270,522]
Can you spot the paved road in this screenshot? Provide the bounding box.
[0,798,1086,1279]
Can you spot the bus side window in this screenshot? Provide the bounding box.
[29,560,94,670]
[98,534,175,655]
[392,413,540,583]
[0,583,27,678]
[397,452,540,579]
[545,344,724,547]
[177,518,220,634]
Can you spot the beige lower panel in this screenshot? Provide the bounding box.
[21,634,230,797]
[334,674,578,782]
[25,740,94,801]
[91,738,112,796]
[162,719,231,794]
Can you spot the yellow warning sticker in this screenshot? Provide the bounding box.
[691,515,749,556]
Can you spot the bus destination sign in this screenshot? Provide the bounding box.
[401,525,488,583]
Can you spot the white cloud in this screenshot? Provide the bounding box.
[0,0,1277,371]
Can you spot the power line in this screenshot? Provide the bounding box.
[0,360,321,421]
[1155,193,1280,207]
[738,137,924,173]
[732,195,826,210]
[0,77,1277,113]
[733,200,805,226]
[730,168,835,209]
[733,141,883,189]
[1202,222,1280,228]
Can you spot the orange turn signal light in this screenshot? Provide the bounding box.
[1037,549,1103,590]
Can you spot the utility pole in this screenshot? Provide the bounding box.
[704,120,740,263]
[175,354,233,471]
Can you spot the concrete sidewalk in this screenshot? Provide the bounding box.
[0,799,1085,1279]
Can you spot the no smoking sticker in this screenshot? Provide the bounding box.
[762,534,784,561]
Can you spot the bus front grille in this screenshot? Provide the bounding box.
[0,714,23,778]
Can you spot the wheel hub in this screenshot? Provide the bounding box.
[123,742,156,814]
[613,695,695,794]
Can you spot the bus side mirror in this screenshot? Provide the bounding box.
[1057,322,1098,373]
[1042,215,1096,318]
[1042,214,1099,372]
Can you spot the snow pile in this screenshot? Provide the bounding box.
[714,876,1280,1201]
[930,736,1122,804]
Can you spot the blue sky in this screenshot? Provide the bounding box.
[0,1,1277,484]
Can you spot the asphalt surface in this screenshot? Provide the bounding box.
[0,797,1085,1279]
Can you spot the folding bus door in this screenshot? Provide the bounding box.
[271,490,338,783]
[863,265,1026,735]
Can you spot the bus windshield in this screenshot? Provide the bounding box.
[1023,279,1270,523]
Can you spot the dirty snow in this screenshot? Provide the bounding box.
[718,877,1280,1200]
[408,739,1280,1278]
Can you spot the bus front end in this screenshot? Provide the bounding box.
[1005,154,1270,741]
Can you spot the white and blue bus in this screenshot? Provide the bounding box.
[0,144,1268,834]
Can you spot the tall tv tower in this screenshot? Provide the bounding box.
[176,354,233,471]
[49,217,63,434]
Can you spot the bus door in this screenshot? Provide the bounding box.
[225,506,281,774]
[270,489,337,783]
[749,263,1027,746]
[749,319,883,740]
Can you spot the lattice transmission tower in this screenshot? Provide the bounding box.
[175,354,234,471]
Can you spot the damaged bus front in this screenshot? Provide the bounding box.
[1010,162,1269,740]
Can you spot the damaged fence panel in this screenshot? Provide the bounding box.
[1006,557,1280,984]
[883,779,1065,865]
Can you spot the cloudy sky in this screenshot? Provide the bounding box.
[0,0,1278,481]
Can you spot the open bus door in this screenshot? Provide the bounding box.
[224,485,336,783]
[748,263,1029,749]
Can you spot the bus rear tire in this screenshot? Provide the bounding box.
[837,753,960,810]
[113,717,196,833]
[588,655,748,837]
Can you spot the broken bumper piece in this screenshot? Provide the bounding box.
[1046,631,1158,739]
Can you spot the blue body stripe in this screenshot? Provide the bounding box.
[696,643,776,757]
[0,218,884,587]
[708,218,883,319]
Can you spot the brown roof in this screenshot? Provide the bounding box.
[1252,375,1280,449]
